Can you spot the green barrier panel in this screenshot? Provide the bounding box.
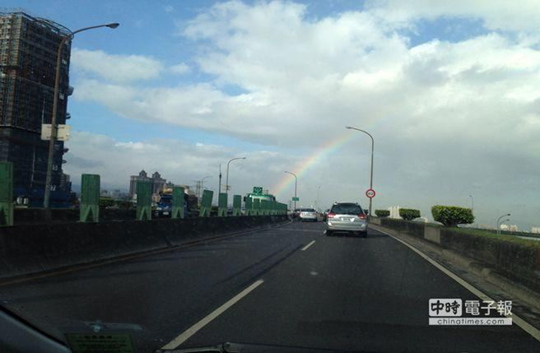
[253,199,261,216]
[199,189,213,217]
[218,193,228,217]
[172,186,185,219]
[271,201,277,215]
[80,174,100,223]
[245,197,253,216]
[261,200,268,216]
[0,162,13,227]
[233,195,242,216]
[136,180,152,221]
[267,200,272,216]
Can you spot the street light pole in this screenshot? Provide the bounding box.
[469,194,474,227]
[284,171,297,210]
[218,164,222,193]
[496,213,511,235]
[316,185,321,212]
[225,157,246,196]
[201,176,212,192]
[43,22,119,208]
[346,126,375,217]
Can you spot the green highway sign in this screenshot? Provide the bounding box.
[253,186,263,195]
[292,197,299,201]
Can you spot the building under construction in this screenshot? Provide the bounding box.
[0,11,72,206]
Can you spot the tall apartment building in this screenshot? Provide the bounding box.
[128,170,173,197]
[0,12,72,205]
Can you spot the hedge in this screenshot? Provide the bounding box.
[375,210,390,218]
[432,205,474,227]
[399,208,421,221]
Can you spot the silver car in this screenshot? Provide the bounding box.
[298,208,318,222]
[326,202,368,237]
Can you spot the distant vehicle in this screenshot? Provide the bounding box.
[245,192,276,203]
[154,188,173,218]
[154,188,198,218]
[326,202,368,237]
[298,208,318,222]
[412,217,444,226]
[292,208,301,219]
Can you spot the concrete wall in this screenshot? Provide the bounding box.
[376,217,540,293]
[13,208,137,224]
[0,215,287,281]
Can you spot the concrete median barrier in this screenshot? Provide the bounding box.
[0,215,288,281]
[375,217,540,294]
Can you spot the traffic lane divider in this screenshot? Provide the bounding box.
[0,216,288,283]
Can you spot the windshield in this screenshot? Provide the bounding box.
[331,204,362,215]
[1,1,540,353]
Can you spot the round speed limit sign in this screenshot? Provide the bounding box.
[366,188,376,198]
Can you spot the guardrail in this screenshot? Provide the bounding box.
[372,217,540,294]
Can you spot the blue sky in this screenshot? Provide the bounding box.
[3,1,540,230]
[2,0,487,146]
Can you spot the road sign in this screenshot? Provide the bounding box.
[366,189,376,198]
[253,186,263,195]
[292,197,299,201]
[41,124,71,141]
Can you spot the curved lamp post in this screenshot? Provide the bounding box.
[345,126,374,217]
[44,22,119,208]
[284,171,298,210]
[496,213,511,235]
[225,157,246,195]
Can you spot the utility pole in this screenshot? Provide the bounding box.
[219,164,222,193]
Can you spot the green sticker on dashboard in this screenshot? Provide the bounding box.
[66,333,135,353]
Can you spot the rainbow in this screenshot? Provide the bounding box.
[271,131,358,198]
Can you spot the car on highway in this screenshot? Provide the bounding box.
[326,202,368,237]
[298,208,318,222]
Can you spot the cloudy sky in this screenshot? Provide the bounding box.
[5,0,540,230]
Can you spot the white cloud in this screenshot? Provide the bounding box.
[164,5,174,13]
[69,1,540,229]
[71,49,164,83]
[169,62,191,75]
[366,0,540,32]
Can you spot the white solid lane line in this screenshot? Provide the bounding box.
[161,279,265,350]
[374,227,540,343]
[301,240,316,251]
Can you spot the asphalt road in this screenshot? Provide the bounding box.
[1,221,539,352]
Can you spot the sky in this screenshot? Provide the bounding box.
[3,0,540,230]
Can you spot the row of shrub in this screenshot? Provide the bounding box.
[374,206,474,227]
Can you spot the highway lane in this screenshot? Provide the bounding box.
[0,221,539,352]
[0,221,317,352]
[172,224,540,352]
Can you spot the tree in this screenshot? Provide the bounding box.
[375,210,390,218]
[432,205,474,227]
[399,208,421,221]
